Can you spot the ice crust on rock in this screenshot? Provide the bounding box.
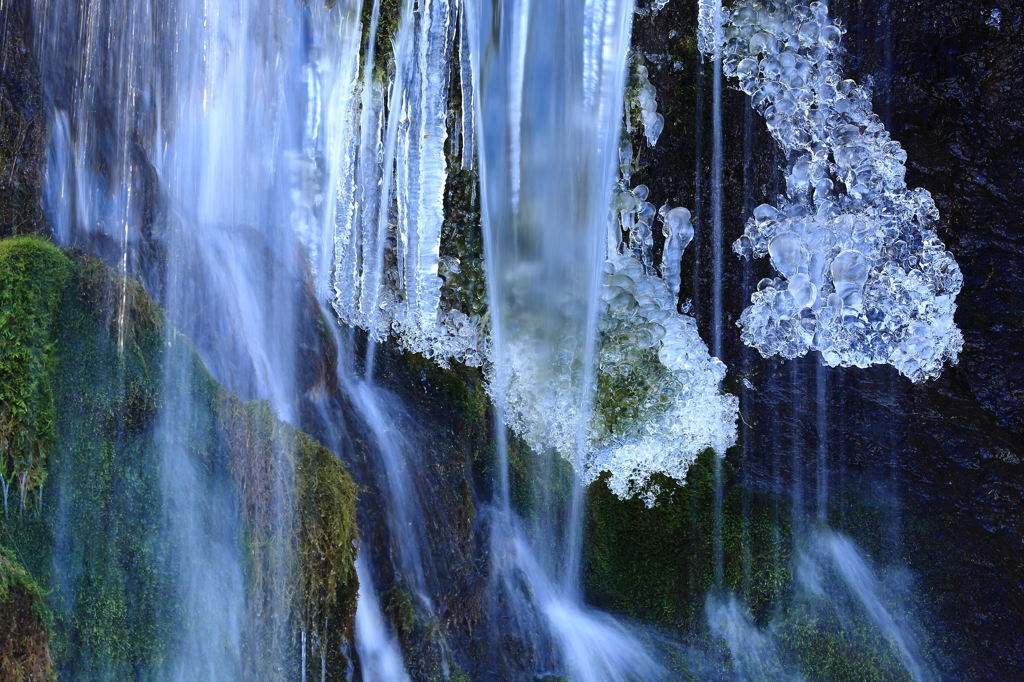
[626,52,665,147]
[584,249,739,505]
[714,0,963,382]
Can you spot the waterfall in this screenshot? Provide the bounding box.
[467,0,662,677]
[34,0,364,677]
[11,0,977,677]
[354,556,412,682]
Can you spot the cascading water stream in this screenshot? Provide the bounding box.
[354,557,413,682]
[34,0,366,677]
[467,0,662,677]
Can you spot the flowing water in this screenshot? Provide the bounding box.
[467,0,662,678]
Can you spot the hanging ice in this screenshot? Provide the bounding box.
[329,0,488,368]
[626,52,665,147]
[698,0,724,60]
[713,0,962,382]
[586,173,737,504]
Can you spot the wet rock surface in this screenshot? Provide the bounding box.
[0,1,47,238]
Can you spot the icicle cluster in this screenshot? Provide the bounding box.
[717,0,962,381]
[330,0,488,368]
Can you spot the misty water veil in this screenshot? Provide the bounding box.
[3,0,992,679]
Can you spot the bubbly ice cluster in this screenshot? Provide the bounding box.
[698,0,725,60]
[624,52,665,148]
[584,249,738,505]
[574,160,737,504]
[715,0,963,381]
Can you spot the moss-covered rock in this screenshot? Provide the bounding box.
[219,397,359,679]
[0,547,52,681]
[584,449,790,630]
[0,237,359,681]
[0,237,73,509]
[359,0,403,80]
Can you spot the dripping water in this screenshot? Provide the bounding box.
[710,0,725,590]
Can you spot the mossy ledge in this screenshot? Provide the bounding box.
[0,236,358,680]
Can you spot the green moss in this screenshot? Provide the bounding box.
[359,0,403,80]
[294,420,359,644]
[0,237,74,508]
[585,449,931,680]
[0,243,170,678]
[42,250,171,677]
[384,584,416,643]
[786,604,914,682]
[439,166,487,322]
[584,449,790,629]
[0,239,359,680]
[218,397,359,678]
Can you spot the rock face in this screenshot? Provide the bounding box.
[614,0,1023,679]
[0,1,47,238]
[2,0,1022,679]
[0,549,51,681]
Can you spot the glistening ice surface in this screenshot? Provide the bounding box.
[711,0,963,381]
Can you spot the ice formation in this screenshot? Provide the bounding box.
[710,0,962,381]
[580,141,737,504]
[330,0,488,368]
[585,248,738,505]
[698,0,725,60]
[626,52,666,147]
[497,177,740,506]
[323,0,736,503]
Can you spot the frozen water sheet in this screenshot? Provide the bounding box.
[715,0,963,381]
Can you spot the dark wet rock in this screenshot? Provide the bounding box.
[0,1,47,238]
